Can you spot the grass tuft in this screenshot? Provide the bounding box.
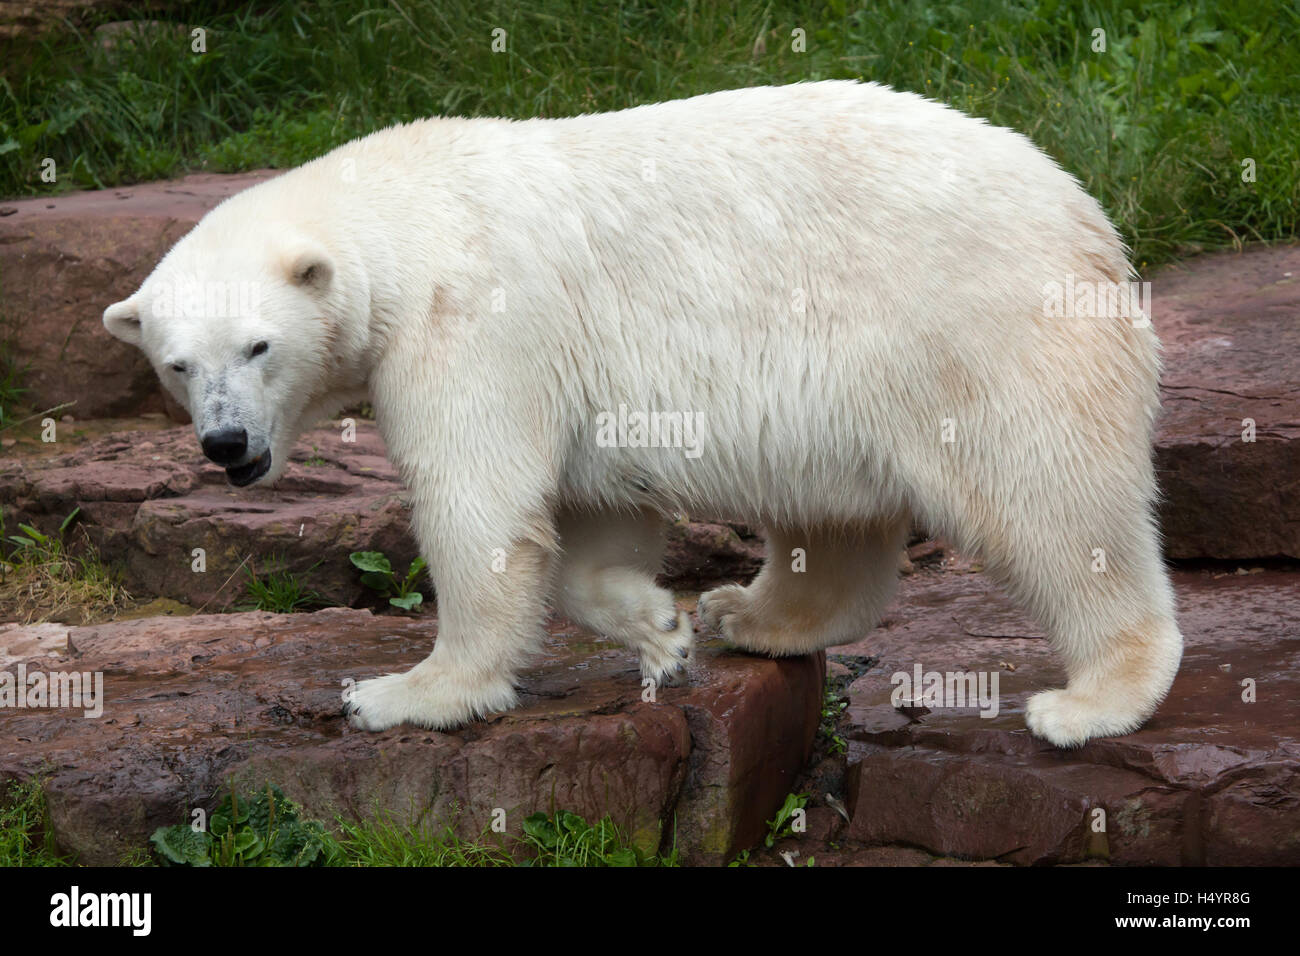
[0,507,130,625]
[0,778,72,867]
[238,557,330,613]
[323,810,516,867]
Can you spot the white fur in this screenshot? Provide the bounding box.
[105,81,1182,746]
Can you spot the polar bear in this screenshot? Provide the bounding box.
[104,81,1182,747]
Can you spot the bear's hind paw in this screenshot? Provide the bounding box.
[1024,688,1146,748]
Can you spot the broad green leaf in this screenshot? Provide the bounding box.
[522,813,558,848]
[349,551,392,573]
[389,592,423,611]
[232,828,262,858]
[607,847,638,867]
[360,571,391,591]
[150,825,212,866]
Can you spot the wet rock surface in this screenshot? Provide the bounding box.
[5,552,1294,866]
[0,2,188,41]
[826,567,1300,866]
[0,607,822,866]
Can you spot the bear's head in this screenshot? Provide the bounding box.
[103,217,359,487]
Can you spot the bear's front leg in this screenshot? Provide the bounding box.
[345,523,555,732]
[348,321,565,732]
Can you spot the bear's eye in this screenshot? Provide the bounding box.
[170,362,188,375]
[250,341,269,358]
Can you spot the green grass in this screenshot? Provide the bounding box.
[0,778,71,866]
[0,269,26,430]
[818,682,848,756]
[238,559,329,613]
[0,0,1295,266]
[1,506,130,624]
[515,809,678,866]
[323,811,516,867]
[3,776,677,867]
[326,808,678,867]
[146,784,676,867]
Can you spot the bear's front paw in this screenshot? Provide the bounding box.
[1024,688,1144,748]
[638,609,694,688]
[345,669,518,732]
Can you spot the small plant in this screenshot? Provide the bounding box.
[350,550,426,611]
[240,558,327,613]
[4,506,79,558]
[117,847,155,867]
[518,811,677,867]
[151,783,328,867]
[764,792,808,848]
[0,507,127,623]
[0,778,70,866]
[819,683,849,756]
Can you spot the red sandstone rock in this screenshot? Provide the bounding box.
[0,171,279,418]
[0,608,823,866]
[1151,243,1300,558]
[834,568,1300,866]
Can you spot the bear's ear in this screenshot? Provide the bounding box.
[103,298,143,346]
[284,243,334,292]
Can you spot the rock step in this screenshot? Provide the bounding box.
[1151,244,1300,559]
[0,608,823,866]
[1,176,1297,559]
[2,556,1295,865]
[832,568,1300,866]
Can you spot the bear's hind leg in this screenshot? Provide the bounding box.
[553,507,693,687]
[928,443,1183,747]
[697,517,909,655]
[993,520,1182,748]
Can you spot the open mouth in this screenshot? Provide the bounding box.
[225,451,272,487]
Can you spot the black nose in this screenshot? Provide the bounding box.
[201,428,248,464]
